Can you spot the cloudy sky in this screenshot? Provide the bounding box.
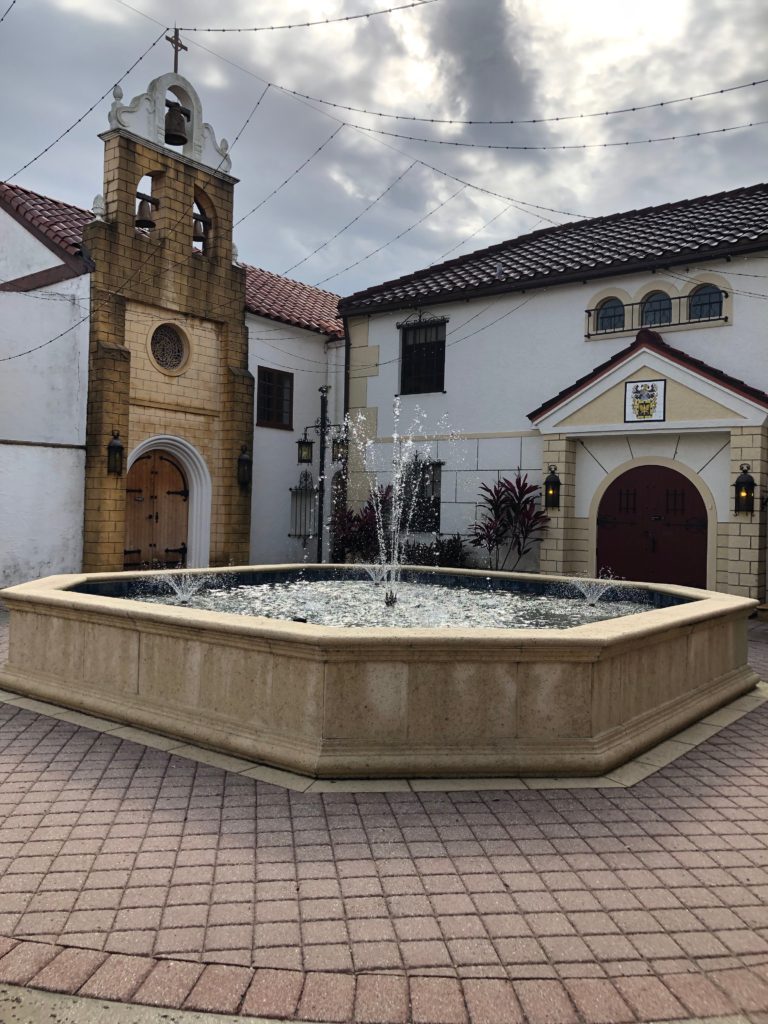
[1,0,766,297]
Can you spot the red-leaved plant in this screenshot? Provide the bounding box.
[468,473,550,571]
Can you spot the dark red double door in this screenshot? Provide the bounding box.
[596,466,707,588]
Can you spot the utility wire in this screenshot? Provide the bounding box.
[177,0,438,32]
[0,0,17,24]
[2,29,167,183]
[234,125,343,226]
[111,0,586,221]
[0,80,271,362]
[349,117,768,152]
[429,204,538,265]
[277,75,768,127]
[283,160,417,274]
[316,183,467,285]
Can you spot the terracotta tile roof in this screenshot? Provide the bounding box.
[339,183,768,315]
[0,181,92,265]
[0,183,343,336]
[243,264,343,339]
[527,328,768,422]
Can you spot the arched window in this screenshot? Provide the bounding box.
[641,290,672,327]
[596,297,625,332]
[688,283,723,321]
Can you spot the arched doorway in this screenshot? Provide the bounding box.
[596,465,708,587]
[124,450,189,569]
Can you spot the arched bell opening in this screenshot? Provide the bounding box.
[134,173,159,234]
[192,192,213,255]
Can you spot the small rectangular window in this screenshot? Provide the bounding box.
[405,460,442,532]
[400,319,446,395]
[257,367,293,429]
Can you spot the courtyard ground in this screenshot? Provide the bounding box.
[0,608,767,1023]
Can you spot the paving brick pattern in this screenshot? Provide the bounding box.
[0,617,767,1021]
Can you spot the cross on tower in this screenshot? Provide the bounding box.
[165,27,188,74]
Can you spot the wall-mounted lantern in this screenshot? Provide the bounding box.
[544,464,561,509]
[734,463,756,514]
[331,435,347,463]
[297,433,314,465]
[237,444,252,488]
[107,430,124,476]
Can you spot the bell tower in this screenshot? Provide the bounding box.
[82,53,253,572]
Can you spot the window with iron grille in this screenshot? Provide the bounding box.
[399,318,446,395]
[257,367,293,429]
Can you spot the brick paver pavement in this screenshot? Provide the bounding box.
[0,614,767,1021]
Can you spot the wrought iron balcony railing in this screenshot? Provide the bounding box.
[585,288,728,339]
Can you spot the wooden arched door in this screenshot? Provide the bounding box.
[596,465,707,587]
[124,451,189,569]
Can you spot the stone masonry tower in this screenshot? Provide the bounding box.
[82,69,253,572]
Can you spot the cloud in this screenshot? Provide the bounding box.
[1,0,766,297]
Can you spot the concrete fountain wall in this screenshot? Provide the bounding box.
[0,566,758,778]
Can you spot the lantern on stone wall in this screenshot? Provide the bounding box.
[237,445,252,488]
[544,464,561,509]
[734,463,755,514]
[107,431,124,476]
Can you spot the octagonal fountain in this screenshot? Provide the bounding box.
[0,565,758,778]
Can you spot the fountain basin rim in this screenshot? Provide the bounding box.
[1,566,756,651]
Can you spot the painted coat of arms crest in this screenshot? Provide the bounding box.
[632,382,658,419]
[624,379,665,422]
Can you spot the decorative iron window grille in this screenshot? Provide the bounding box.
[289,470,317,542]
[257,367,293,429]
[585,287,727,337]
[398,316,447,395]
[150,324,187,371]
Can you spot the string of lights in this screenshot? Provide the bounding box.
[315,183,467,285]
[283,160,418,274]
[2,29,167,183]
[350,117,768,152]
[275,75,768,127]
[177,0,437,32]
[234,125,344,227]
[0,78,272,362]
[109,2,587,221]
[0,0,17,25]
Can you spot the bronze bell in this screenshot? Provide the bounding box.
[135,199,156,230]
[164,103,188,146]
[192,216,206,244]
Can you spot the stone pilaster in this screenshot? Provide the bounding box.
[538,435,581,577]
[722,425,768,600]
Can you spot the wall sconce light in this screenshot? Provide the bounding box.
[237,444,252,488]
[544,464,561,509]
[107,430,124,476]
[297,434,314,464]
[331,435,347,463]
[734,463,755,514]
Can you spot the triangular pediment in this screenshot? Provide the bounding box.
[530,334,768,435]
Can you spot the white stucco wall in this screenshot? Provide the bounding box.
[247,313,344,564]
[355,253,766,554]
[0,445,85,586]
[0,277,90,585]
[0,208,64,280]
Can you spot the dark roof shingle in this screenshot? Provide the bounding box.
[339,183,768,315]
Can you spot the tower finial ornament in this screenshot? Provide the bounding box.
[165,27,188,73]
